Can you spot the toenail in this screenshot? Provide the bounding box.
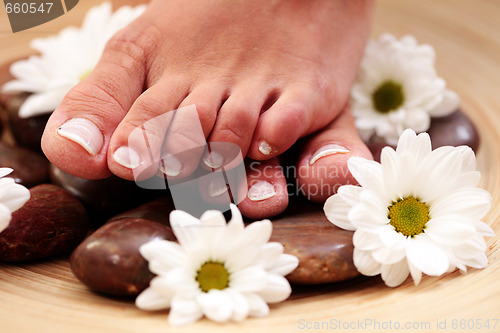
[208,177,229,197]
[57,118,104,156]
[247,181,276,201]
[113,146,142,169]
[204,151,224,169]
[160,154,182,177]
[258,140,273,156]
[309,144,350,165]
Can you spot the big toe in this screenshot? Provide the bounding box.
[296,107,372,202]
[41,22,151,179]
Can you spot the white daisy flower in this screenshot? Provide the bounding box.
[0,168,31,233]
[324,129,494,287]
[135,204,299,326]
[351,33,460,145]
[2,2,146,118]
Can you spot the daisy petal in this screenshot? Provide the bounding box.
[353,229,384,251]
[372,245,406,265]
[406,236,448,276]
[0,168,13,178]
[225,289,250,322]
[381,260,410,287]
[245,293,270,317]
[353,248,381,276]
[135,287,171,311]
[475,221,495,237]
[170,210,202,250]
[230,267,268,293]
[429,89,459,117]
[257,274,292,303]
[197,289,233,323]
[168,297,203,326]
[324,193,356,231]
[431,188,492,220]
[425,216,476,246]
[408,261,422,286]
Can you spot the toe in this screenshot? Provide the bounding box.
[107,78,189,181]
[247,85,341,160]
[160,83,222,179]
[238,157,288,219]
[296,107,372,202]
[41,21,153,179]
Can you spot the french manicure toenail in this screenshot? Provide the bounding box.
[247,181,276,201]
[204,151,224,169]
[57,118,103,156]
[309,144,350,165]
[160,154,182,176]
[258,140,273,155]
[113,146,141,169]
[208,178,228,197]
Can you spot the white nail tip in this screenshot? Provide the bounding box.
[204,151,224,169]
[309,144,350,165]
[258,141,272,155]
[57,118,103,156]
[208,178,228,197]
[113,146,141,169]
[160,155,182,177]
[247,181,276,201]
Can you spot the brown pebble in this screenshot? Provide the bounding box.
[70,218,175,296]
[0,142,49,187]
[0,184,89,261]
[106,197,175,226]
[270,199,358,284]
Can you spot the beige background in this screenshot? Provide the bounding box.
[0,0,499,332]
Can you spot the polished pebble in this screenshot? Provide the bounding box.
[0,142,49,187]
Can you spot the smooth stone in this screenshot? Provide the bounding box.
[270,198,358,284]
[367,109,479,161]
[70,218,175,297]
[0,184,89,262]
[106,197,176,226]
[50,164,163,224]
[2,93,50,152]
[0,142,49,187]
[110,196,357,285]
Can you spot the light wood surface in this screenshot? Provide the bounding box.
[1,1,499,332]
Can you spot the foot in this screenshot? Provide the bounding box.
[41,0,374,216]
[238,107,372,219]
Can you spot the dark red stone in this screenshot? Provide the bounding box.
[50,164,163,224]
[0,184,89,261]
[106,197,175,226]
[270,198,358,284]
[367,109,480,162]
[0,142,49,187]
[70,218,175,296]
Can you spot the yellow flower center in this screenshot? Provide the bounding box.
[79,69,92,81]
[388,196,430,237]
[196,261,230,292]
[372,80,405,113]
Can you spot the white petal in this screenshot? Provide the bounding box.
[475,221,495,237]
[260,243,299,276]
[406,236,448,276]
[453,234,486,260]
[197,290,233,323]
[168,297,203,326]
[324,193,356,231]
[225,289,250,322]
[353,248,381,276]
[408,261,422,286]
[348,157,385,192]
[348,203,387,229]
[378,225,407,249]
[0,168,13,178]
[245,293,269,317]
[459,254,488,269]
[429,89,459,117]
[431,188,491,220]
[0,178,30,212]
[425,217,476,246]
[257,274,292,303]
[372,245,406,265]
[395,129,418,153]
[19,87,70,118]
[139,240,187,274]
[381,260,410,287]
[0,204,11,233]
[352,229,384,251]
[135,287,171,311]
[230,267,267,293]
[170,210,201,250]
[240,220,272,246]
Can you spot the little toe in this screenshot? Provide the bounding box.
[238,157,288,219]
[296,107,372,202]
[41,21,153,179]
